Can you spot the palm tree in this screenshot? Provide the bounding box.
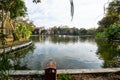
[0,0,27,41]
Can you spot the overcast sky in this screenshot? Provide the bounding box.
[25,0,109,29]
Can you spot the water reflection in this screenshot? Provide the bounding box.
[50,35,79,44]
[9,44,35,70]
[79,36,95,44]
[31,35,95,44]
[30,35,47,43]
[96,39,120,68]
[8,36,102,70]
[3,35,120,70]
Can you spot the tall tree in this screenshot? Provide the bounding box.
[0,0,27,41]
[0,0,14,34]
[98,0,120,28]
[97,0,120,40]
[9,0,27,30]
[0,0,27,33]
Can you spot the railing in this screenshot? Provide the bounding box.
[2,61,120,79]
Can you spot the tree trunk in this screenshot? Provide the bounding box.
[9,19,19,41]
[1,6,5,34]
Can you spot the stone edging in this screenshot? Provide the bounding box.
[0,41,32,54]
[8,68,120,75]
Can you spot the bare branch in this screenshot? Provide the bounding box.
[70,0,74,21]
[104,0,110,14]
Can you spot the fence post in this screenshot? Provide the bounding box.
[45,61,57,80]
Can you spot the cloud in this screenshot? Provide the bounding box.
[25,0,109,29]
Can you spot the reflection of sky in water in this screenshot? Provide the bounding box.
[17,36,103,70]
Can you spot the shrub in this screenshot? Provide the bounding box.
[104,23,120,40]
[58,74,72,80]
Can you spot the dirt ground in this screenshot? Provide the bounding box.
[72,72,120,80]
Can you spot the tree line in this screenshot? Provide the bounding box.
[0,0,74,45]
[0,0,119,43]
[32,26,96,36]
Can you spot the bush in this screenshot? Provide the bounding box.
[58,74,72,80]
[104,23,120,40]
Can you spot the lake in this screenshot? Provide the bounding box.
[8,35,120,70]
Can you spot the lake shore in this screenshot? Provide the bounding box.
[0,41,32,54]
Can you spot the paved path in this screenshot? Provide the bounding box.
[9,68,120,75]
[0,41,32,54]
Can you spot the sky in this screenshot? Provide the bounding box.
[25,0,109,29]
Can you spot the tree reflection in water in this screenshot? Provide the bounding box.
[9,44,35,70]
[2,36,120,70]
[96,39,120,68]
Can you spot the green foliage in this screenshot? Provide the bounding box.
[58,74,72,80]
[0,33,7,39]
[0,33,8,45]
[107,0,120,16]
[98,15,119,28]
[95,39,120,68]
[87,28,96,35]
[15,23,31,40]
[50,26,79,35]
[23,27,32,39]
[97,0,120,40]
[12,32,19,41]
[96,32,106,38]
[0,0,27,41]
[0,0,27,19]
[96,23,120,40]
[0,51,10,71]
[10,0,27,19]
[0,49,11,80]
[98,0,120,30]
[104,23,120,40]
[79,28,87,35]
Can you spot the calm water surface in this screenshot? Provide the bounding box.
[9,35,120,70]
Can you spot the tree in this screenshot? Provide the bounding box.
[87,28,96,35]
[10,0,27,41]
[17,18,35,32]
[0,0,74,42]
[107,0,120,17]
[79,28,87,35]
[15,23,31,40]
[0,0,14,34]
[104,23,120,40]
[98,15,119,28]
[97,0,120,40]
[98,0,120,29]
[0,0,27,42]
[96,39,120,68]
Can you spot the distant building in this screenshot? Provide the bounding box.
[32,27,45,35]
